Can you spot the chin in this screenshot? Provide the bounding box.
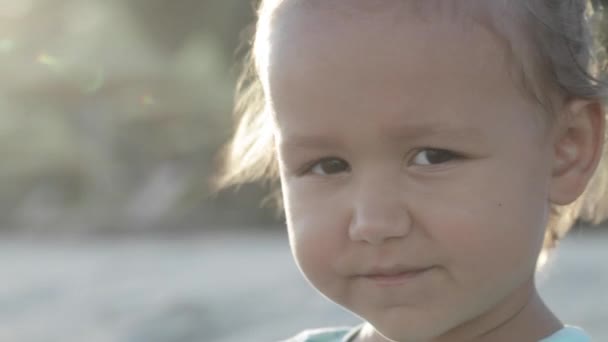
[365,311,446,342]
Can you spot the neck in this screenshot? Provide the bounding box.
[358,279,562,342]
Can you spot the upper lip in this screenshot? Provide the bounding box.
[361,265,432,277]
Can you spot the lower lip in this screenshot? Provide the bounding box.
[362,268,432,287]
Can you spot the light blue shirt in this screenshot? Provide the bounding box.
[282,325,591,342]
[540,327,591,342]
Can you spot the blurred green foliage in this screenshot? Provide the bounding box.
[0,0,275,233]
[0,1,606,233]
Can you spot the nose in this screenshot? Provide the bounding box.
[348,180,412,245]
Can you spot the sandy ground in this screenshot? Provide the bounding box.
[0,229,605,342]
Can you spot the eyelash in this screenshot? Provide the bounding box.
[299,148,463,176]
[299,157,350,176]
[410,148,463,166]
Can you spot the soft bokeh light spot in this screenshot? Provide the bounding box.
[140,94,157,106]
[37,52,60,68]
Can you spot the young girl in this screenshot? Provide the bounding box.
[217,0,608,341]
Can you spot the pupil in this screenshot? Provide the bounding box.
[321,159,346,174]
[426,150,452,164]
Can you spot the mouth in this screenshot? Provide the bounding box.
[358,266,434,287]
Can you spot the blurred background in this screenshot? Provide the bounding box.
[0,1,606,341]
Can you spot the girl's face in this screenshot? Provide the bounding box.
[267,2,555,341]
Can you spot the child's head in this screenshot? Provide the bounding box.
[218,0,607,340]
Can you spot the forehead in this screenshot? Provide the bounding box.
[267,2,506,65]
[259,0,524,64]
[262,1,526,110]
[256,0,550,109]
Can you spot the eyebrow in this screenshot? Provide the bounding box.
[278,134,339,150]
[279,123,486,150]
[381,123,486,143]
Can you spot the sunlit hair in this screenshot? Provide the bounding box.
[215,0,608,251]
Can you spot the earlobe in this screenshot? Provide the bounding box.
[549,100,605,205]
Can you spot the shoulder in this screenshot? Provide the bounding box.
[540,326,591,342]
[279,326,357,342]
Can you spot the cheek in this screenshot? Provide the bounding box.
[282,180,348,288]
[410,182,547,324]
[421,166,549,284]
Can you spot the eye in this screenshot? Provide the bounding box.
[308,158,350,176]
[411,149,460,166]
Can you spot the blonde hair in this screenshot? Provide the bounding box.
[216,0,608,249]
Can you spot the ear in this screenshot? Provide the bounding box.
[549,99,605,205]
